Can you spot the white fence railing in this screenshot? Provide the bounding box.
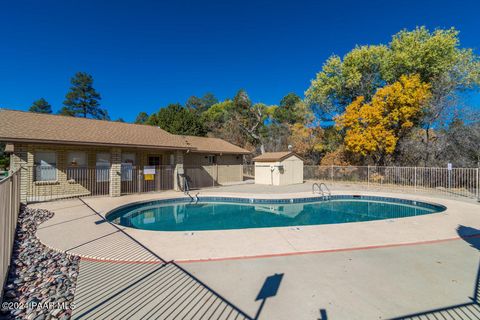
[243,165,480,200]
[0,170,20,302]
[304,166,479,199]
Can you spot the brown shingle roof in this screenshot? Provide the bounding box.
[183,135,250,154]
[0,109,251,154]
[0,109,189,149]
[252,151,303,162]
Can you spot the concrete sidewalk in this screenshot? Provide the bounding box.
[183,238,480,319]
[69,238,480,319]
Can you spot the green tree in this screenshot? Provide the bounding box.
[29,98,52,114]
[63,72,109,119]
[185,93,218,114]
[115,118,125,122]
[305,45,389,119]
[200,91,275,153]
[230,90,276,153]
[306,27,480,121]
[272,93,312,125]
[57,106,75,116]
[134,112,149,124]
[148,104,207,136]
[201,100,234,131]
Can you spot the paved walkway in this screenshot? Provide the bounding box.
[70,233,480,319]
[184,235,480,320]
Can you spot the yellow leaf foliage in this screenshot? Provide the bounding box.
[319,146,351,166]
[335,74,431,157]
[288,123,324,161]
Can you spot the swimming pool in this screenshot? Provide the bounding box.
[106,195,445,231]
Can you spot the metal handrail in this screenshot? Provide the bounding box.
[312,182,321,195]
[312,182,331,200]
[194,192,199,204]
[319,183,331,199]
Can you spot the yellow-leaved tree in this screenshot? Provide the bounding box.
[335,74,431,164]
[288,123,324,164]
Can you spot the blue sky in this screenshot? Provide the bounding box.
[1,0,479,121]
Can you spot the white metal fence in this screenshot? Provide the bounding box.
[244,165,480,200]
[0,170,20,302]
[304,166,479,199]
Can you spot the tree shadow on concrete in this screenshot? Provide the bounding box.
[389,225,480,320]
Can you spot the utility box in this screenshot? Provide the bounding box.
[253,152,304,186]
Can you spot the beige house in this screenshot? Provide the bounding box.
[253,151,304,186]
[0,109,250,202]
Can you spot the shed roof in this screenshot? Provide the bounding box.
[252,151,304,162]
[0,109,250,154]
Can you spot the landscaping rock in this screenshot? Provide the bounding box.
[1,206,79,320]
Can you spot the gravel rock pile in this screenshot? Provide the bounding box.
[1,206,80,320]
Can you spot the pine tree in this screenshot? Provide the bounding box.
[134,112,149,124]
[29,98,52,114]
[63,72,108,119]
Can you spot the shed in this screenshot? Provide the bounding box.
[252,151,304,186]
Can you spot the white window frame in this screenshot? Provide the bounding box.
[35,151,57,182]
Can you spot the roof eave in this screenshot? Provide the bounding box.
[0,137,192,151]
[189,149,251,155]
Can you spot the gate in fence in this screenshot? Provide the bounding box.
[121,165,175,194]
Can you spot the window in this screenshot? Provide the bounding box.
[96,153,110,182]
[67,151,87,167]
[207,155,217,164]
[35,151,57,181]
[121,153,136,181]
[121,153,136,165]
[66,152,87,181]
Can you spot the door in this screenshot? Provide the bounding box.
[148,156,161,166]
[147,156,162,191]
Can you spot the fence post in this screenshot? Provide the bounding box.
[367,165,370,189]
[8,177,14,244]
[476,167,479,202]
[414,167,417,192]
[330,165,334,184]
[138,170,143,193]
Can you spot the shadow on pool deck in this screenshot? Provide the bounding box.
[71,198,278,320]
[387,226,480,320]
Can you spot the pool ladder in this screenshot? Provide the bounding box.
[185,190,200,204]
[312,182,331,200]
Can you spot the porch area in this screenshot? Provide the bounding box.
[9,143,246,203]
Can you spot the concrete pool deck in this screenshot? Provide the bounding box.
[28,183,480,319]
[31,184,480,262]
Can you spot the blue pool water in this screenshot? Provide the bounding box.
[106,196,445,231]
